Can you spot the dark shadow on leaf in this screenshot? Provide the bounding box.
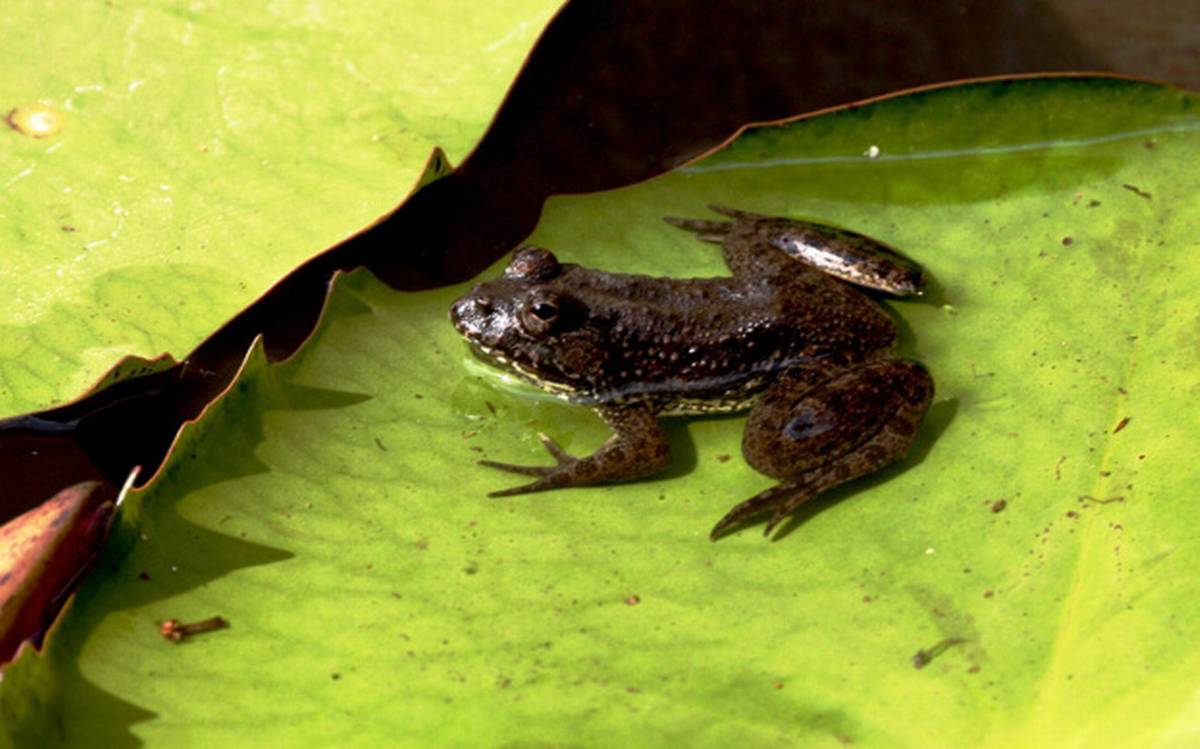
[2,639,156,749]
[891,302,927,362]
[275,383,372,412]
[7,435,294,746]
[657,412,746,482]
[29,517,293,747]
[28,454,295,745]
[911,274,950,309]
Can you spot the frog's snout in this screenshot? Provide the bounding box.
[449,295,473,329]
[450,292,494,338]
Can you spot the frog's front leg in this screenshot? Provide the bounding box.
[481,403,670,497]
[711,357,933,540]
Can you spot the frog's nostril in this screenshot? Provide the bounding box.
[451,296,491,329]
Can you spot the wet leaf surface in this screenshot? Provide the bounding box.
[4,77,1198,747]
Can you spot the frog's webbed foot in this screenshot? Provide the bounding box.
[478,405,671,499]
[480,433,581,496]
[709,483,808,540]
[708,472,847,541]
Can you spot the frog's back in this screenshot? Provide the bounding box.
[562,266,895,411]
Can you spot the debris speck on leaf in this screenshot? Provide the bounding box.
[912,637,966,669]
[1079,494,1125,505]
[160,616,228,642]
[6,104,64,138]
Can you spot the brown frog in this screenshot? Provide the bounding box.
[449,206,933,540]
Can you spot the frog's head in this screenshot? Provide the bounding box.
[450,246,605,394]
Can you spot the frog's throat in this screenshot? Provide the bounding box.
[467,341,582,399]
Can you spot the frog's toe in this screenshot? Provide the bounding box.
[709,483,798,541]
[477,458,556,478]
[708,508,749,541]
[479,436,585,495]
[662,215,730,243]
[480,461,578,497]
[706,204,768,221]
[487,479,551,497]
[709,481,825,540]
[762,490,816,538]
[477,433,578,482]
[536,432,575,465]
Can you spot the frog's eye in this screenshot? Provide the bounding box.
[520,294,562,333]
[506,246,561,281]
[531,301,558,321]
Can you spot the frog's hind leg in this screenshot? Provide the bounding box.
[669,205,926,294]
[711,357,933,540]
[763,218,925,296]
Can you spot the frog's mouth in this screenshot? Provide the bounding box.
[464,340,512,370]
[461,340,580,399]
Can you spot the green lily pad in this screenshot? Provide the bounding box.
[4,77,1200,747]
[0,0,561,414]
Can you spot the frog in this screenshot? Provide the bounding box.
[449,205,933,540]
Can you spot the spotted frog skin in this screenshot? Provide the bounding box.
[450,206,933,540]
